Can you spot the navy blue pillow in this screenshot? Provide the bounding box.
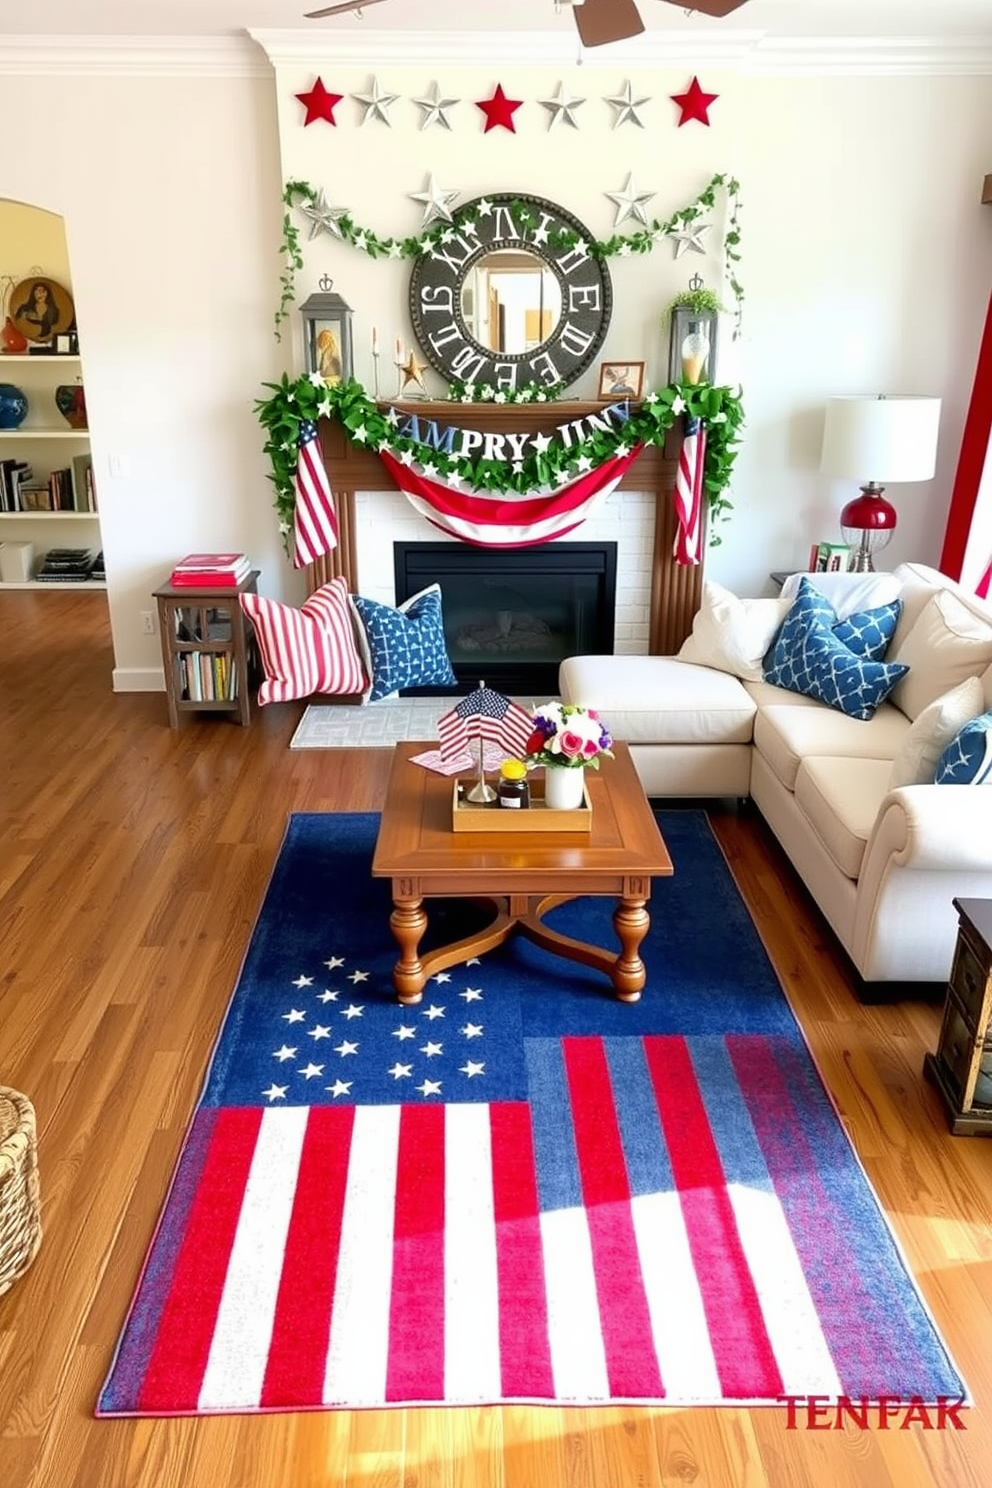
[765,576,902,670]
[764,597,908,720]
[935,711,992,784]
[351,583,456,704]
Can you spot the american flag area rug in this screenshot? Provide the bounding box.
[97,812,966,1416]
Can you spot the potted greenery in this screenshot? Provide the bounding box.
[664,282,722,385]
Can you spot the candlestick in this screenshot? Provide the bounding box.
[372,325,379,355]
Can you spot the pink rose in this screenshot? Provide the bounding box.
[559,729,585,759]
[581,737,601,759]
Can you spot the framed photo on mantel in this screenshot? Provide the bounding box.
[597,360,644,401]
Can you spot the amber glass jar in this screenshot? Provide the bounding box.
[497,758,530,809]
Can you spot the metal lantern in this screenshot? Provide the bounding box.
[300,278,354,386]
[667,279,719,387]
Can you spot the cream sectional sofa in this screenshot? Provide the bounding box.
[560,563,992,994]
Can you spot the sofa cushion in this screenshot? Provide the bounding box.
[779,570,902,619]
[888,589,992,721]
[677,581,790,682]
[558,654,755,746]
[241,577,368,705]
[764,608,907,721]
[888,677,986,787]
[754,702,910,791]
[794,756,893,880]
[350,583,457,704]
[766,576,902,667]
[934,710,992,785]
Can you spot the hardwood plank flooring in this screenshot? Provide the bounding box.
[1,590,990,1488]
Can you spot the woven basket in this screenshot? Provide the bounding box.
[0,1088,42,1296]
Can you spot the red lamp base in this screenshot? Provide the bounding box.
[840,484,897,573]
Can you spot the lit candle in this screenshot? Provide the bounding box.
[372,325,379,354]
[395,337,404,363]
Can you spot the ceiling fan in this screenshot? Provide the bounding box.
[302,0,750,43]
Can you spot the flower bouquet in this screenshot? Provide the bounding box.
[525,701,614,771]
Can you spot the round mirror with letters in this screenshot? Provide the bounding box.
[409,193,612,393]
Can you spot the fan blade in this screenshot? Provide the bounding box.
[659,0,750,15]
[305,0,388,17]
[574,0,645,48]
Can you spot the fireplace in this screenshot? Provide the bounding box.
[394,541,617,695]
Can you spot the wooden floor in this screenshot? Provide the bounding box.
[2,591,991,1488]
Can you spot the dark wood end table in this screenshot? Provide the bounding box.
[371,741,673,1005]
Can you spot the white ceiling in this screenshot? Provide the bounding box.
[4,0,992,40]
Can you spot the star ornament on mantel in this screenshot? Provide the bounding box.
[353,75,399,126]
[409,173,461,228]
[670,76,719,127]
[475,84,523,134]
[294,76,342,127]
[399,350,429,394]
[605,173,656,227]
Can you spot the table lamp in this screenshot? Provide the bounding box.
[820,395,942,572]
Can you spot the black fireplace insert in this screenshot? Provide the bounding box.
[394,541,617,696]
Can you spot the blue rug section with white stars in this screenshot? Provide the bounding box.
[203,810,799,1110]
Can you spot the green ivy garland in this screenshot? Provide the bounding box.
[256,375,745,559]
[275,172,743,338]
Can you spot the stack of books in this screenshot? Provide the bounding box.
[169,552,251,588]
[35,548,96,582]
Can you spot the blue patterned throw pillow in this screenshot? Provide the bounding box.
[351,583,457,704]
[764,580,908,720]
[935,711,992,784]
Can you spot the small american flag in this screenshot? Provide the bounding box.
[293,419,338,569]
[672,415,707,566]
[437,684,535,763]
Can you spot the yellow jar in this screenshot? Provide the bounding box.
[497,758,530,809]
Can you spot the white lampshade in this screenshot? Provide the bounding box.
[820,395,941,483]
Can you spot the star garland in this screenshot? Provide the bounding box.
[256,374,745,558]
[275,172,743,338]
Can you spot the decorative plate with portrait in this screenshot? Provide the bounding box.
[9,277,75,344]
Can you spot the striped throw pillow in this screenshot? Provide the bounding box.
[241,577,367,704]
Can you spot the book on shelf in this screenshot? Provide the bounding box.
[807,541,852,574]
[0,458,33,512]
[70,453,97,512]
[170,551,251,587]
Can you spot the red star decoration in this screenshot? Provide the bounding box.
[475,84,523,134]
[295,77,343,127]
[670,76,719,127]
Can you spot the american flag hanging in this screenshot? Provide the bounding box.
[437,684,535,763]
[672,416,707,566]
[293,419,338,569]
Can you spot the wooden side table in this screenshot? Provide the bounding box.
[153,571,260,728]
[923,898,992,1134]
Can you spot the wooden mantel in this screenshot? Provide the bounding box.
[312,400,701,655]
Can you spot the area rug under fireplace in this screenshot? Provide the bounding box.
[97,812,967,1416]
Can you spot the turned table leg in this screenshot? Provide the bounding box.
[390,896,428,1004]
[612,897,650,1003]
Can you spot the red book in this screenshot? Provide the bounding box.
[172,552,248,574]
[170,569,249,587]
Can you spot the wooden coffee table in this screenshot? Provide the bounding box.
[372,741,673,1004]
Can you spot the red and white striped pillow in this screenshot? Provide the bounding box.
[240,577,367,705]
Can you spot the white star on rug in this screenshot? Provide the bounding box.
[461,1061,485,1077]
[392,1025,416,1040]
[318,990,340,1004]
[334,1040,359,1057]
[262,1084,287,1102]
[326,1079,352,1097]
[293,975,314,988]
[298,1063,324,1080]
[417,1079,442,1097]
[308,1025,332,1041]
[273,1045,297,1062]
[433,972,451,983]
[460,987,483,1001]
[388,1062,413,1079]
[462,1023,484,1039]
[421,1041,444,1057]
[341,1004,365,1019]
[348,970,369,984]
[324,956,344,969]
[283,1008,306,1024]
[424,1004,446,1020]
[466,957,481,966]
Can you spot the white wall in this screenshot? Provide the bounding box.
[0,37,989,689]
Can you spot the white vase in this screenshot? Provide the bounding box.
[544,765,585,810]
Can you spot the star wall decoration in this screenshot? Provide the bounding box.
[605,80,651,130]
[539,82,585,130]
[294,77,342,127]
[671,76,719,127]
[298,188,349,240]
[400,350,429,393]
[475,84,523,133]
[352,75,399,126]
[671,221,712,258]
[413,80,460,130]
[605,173,656,227]
[409,174,461,227]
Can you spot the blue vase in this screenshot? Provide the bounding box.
[0,383,28,429]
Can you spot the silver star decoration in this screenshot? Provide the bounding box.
[540,82,585,130]
[353,76,399,126]
[409,174,460,228]
[605,173,656,228]
[605,80,651,130]
[671,222,711,259]
[299,188,348,241]
[413,81,460,130]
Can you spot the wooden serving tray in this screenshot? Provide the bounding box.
[452,776,592,833]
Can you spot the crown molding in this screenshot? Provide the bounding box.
[0,29,989,78]
[0,35,270,77]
